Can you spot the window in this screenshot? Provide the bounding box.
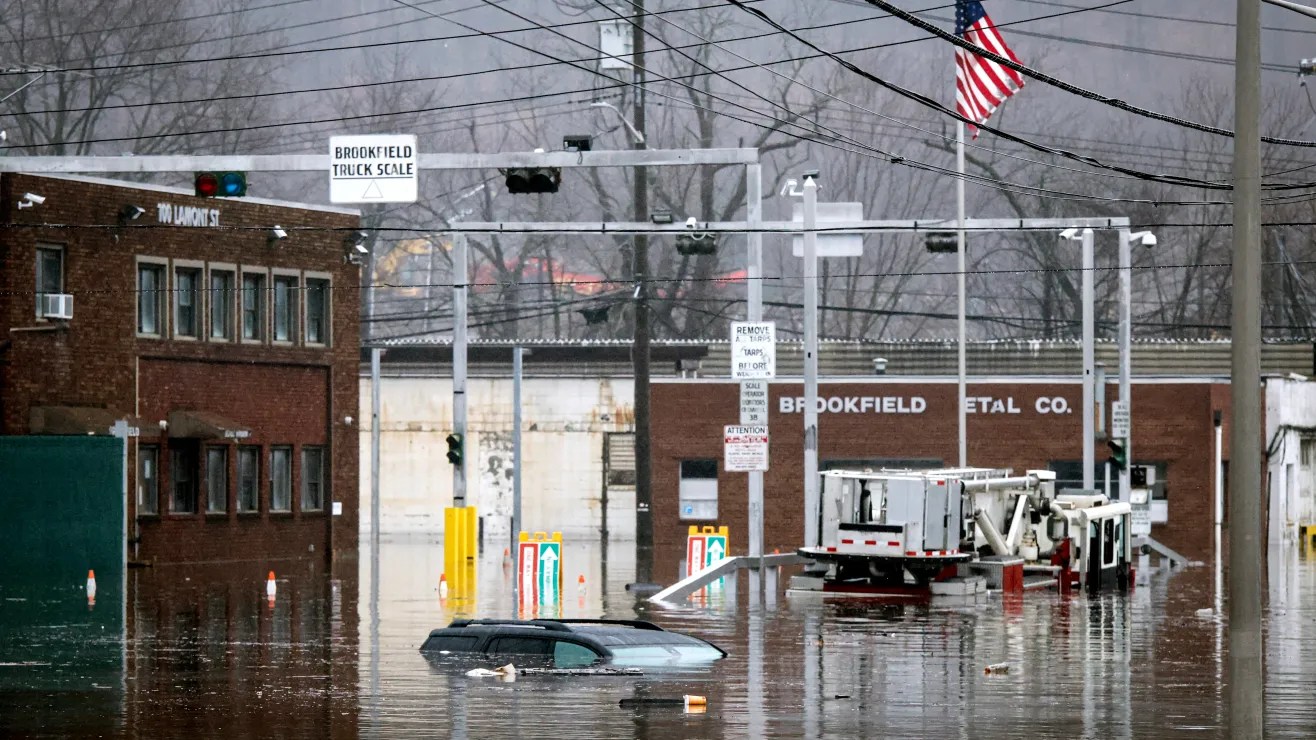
[206,447,228,513]
[273,274,298,342]
[421,634,481,653]
[305,278,330,345]
[209,269,235,340]
[553,641,600,668]
[35,245,63,317]
[170,445,197,513]
[238,446,260,512]
[241,272,266,341]
[270,446,292,512]
[137,262,166,335]
[678,459,718,520]
[486,636,553,657]
[174,266,202,338]
[138,445,159,515]
[301,446,325,511]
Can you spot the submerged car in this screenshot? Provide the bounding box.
[419,618,727,668]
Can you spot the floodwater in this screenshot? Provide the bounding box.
[2,535,1315,739]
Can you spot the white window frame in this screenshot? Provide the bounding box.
[205,446,228,514]
[270,446,293,512]
[237,445,261,513]
[34,244,65,320]
[136,257,169,338]
[207,262,237,342]
[172,258,205,341]
[301,445,325,511]
[270,268,300,346]
[303,271,332,347]
[239,266,268,345]
[678,459,719,521]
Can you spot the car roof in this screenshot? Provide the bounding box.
[432,618,667,635]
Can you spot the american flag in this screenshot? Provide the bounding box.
[955,0,1024,135]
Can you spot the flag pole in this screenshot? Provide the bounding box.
[956,120,967,469]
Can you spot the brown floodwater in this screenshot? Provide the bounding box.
[2,536,1314,738]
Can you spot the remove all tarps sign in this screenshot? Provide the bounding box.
[730,322,775,380]
[724,425,768,472]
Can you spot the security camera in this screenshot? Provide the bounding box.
[270,226,288,240]
[1129,230,1157,248]
[1058,227,1079,239]
[685,216,698,229]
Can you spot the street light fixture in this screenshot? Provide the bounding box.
[589,101,646,146]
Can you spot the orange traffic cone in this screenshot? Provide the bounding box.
[438,572,449,599]
[86,570,97,606]
[265,571,277,607]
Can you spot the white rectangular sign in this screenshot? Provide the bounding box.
[329,134,418,204]
[1111,400,1129,439]
[731,321,776,379]
[724,425,769,472]
[740,380,769,425]
[791,201,864,257]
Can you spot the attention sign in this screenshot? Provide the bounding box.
[329,134,418,204]
[724,425,769,472]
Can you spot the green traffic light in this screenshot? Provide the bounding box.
[1106,439,1127,471]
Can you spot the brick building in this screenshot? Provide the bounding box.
[652,377,1232,583]
[0,173,360,568]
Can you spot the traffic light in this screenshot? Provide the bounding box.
[503,168,560,194]
[579,306,610,325]
[445,433,464,466]
[675,233,716,256]
[194,171,247,197]
[924,231,959,254]
[1131,465,1148,487]
[1107,439,1127,471]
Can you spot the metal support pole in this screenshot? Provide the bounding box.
[1230,0,1265,734]
[1118,229,1132,502]
[371,348,382,549]
[802,176,820,548]
[1215,411,1224,526]
[746,164,764,572]
[1081,228,1095,490]
[631,0,654,587]
[956,121,968,468]
[453,233,468,507]
[512,346,524,603]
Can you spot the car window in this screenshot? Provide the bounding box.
[422,634,481,653]
[552,641,600,668]
[486,636,553,657]
[608,644,726,665]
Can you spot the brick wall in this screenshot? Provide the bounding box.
[652,379,1230,583]
[0,173,360,568]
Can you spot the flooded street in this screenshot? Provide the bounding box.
[3,538,1316,738]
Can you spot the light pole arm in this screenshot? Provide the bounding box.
[1265,0,1316,19]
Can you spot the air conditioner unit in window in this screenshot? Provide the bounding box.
[40,293,73,320]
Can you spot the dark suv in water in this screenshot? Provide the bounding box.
[419,619,727,668]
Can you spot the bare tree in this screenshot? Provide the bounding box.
[0,0,286,157]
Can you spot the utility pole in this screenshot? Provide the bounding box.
[1081,228,1095,490]
[453,233,468,507]
[802,176,820,548]
[630,0,654,587]
[1230,0,1264,735]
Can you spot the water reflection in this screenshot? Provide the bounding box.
[3,536,1316,737]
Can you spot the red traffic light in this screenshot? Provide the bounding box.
[195,172,220,197]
